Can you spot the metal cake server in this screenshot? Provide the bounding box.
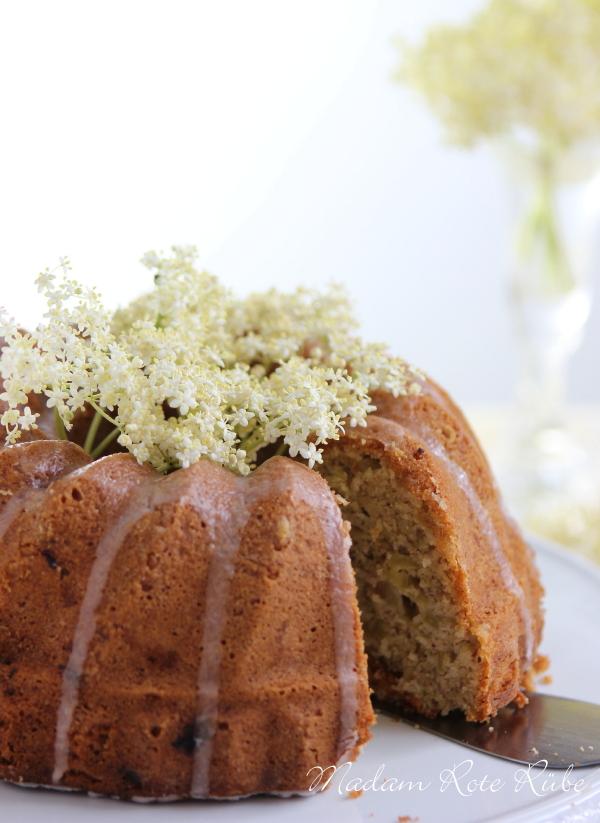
[380,694,600,769]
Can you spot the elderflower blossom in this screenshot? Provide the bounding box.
[0,247,419,474]
[397,0,600,151]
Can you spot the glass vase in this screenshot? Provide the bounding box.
[501,141,600,559]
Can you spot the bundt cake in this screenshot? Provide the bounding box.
[0,257,545,802]
[0,375,544,800]
[0,438,373,799]
[318,377,544,722]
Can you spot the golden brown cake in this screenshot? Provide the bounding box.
[0,438,373,800]
[318,377,544,722]
[0,372,544,801]
[0,255,547,804]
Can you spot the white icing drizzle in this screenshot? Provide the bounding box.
[0,443,91,564]
[184,460,359,792]
[266,460,360,763]
[51,456,360,798]
[51,465,238,792]
[413,426,534,666]
[52,472,159,785]
[187,469,246,799]
[190,459,360,791]
[412,379,534,665]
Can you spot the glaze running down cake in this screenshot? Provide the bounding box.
[0,439,373,799]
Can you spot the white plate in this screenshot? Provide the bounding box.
[2,536,600,823]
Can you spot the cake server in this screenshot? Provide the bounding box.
[381,693,600,769]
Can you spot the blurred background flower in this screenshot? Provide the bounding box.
[1,0,598,558]
[399,0,600,150]
[396,0,600,560]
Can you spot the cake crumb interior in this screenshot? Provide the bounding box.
[320,449,481,718]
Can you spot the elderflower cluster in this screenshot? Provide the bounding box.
[397,0,600,151]
[0,247,419,474]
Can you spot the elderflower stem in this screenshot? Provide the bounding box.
[274,440,287,456]
[238,424,267,457]
[90,426,120,459]
[53,408,68,441]
[83,409,102,454]
[87,399,120,429]
[518,149,575,295]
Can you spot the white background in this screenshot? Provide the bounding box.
[1,0,598,406]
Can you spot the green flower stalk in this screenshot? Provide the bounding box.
[517,146,576,295]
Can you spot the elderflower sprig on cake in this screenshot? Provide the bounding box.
[0,247,419,475]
